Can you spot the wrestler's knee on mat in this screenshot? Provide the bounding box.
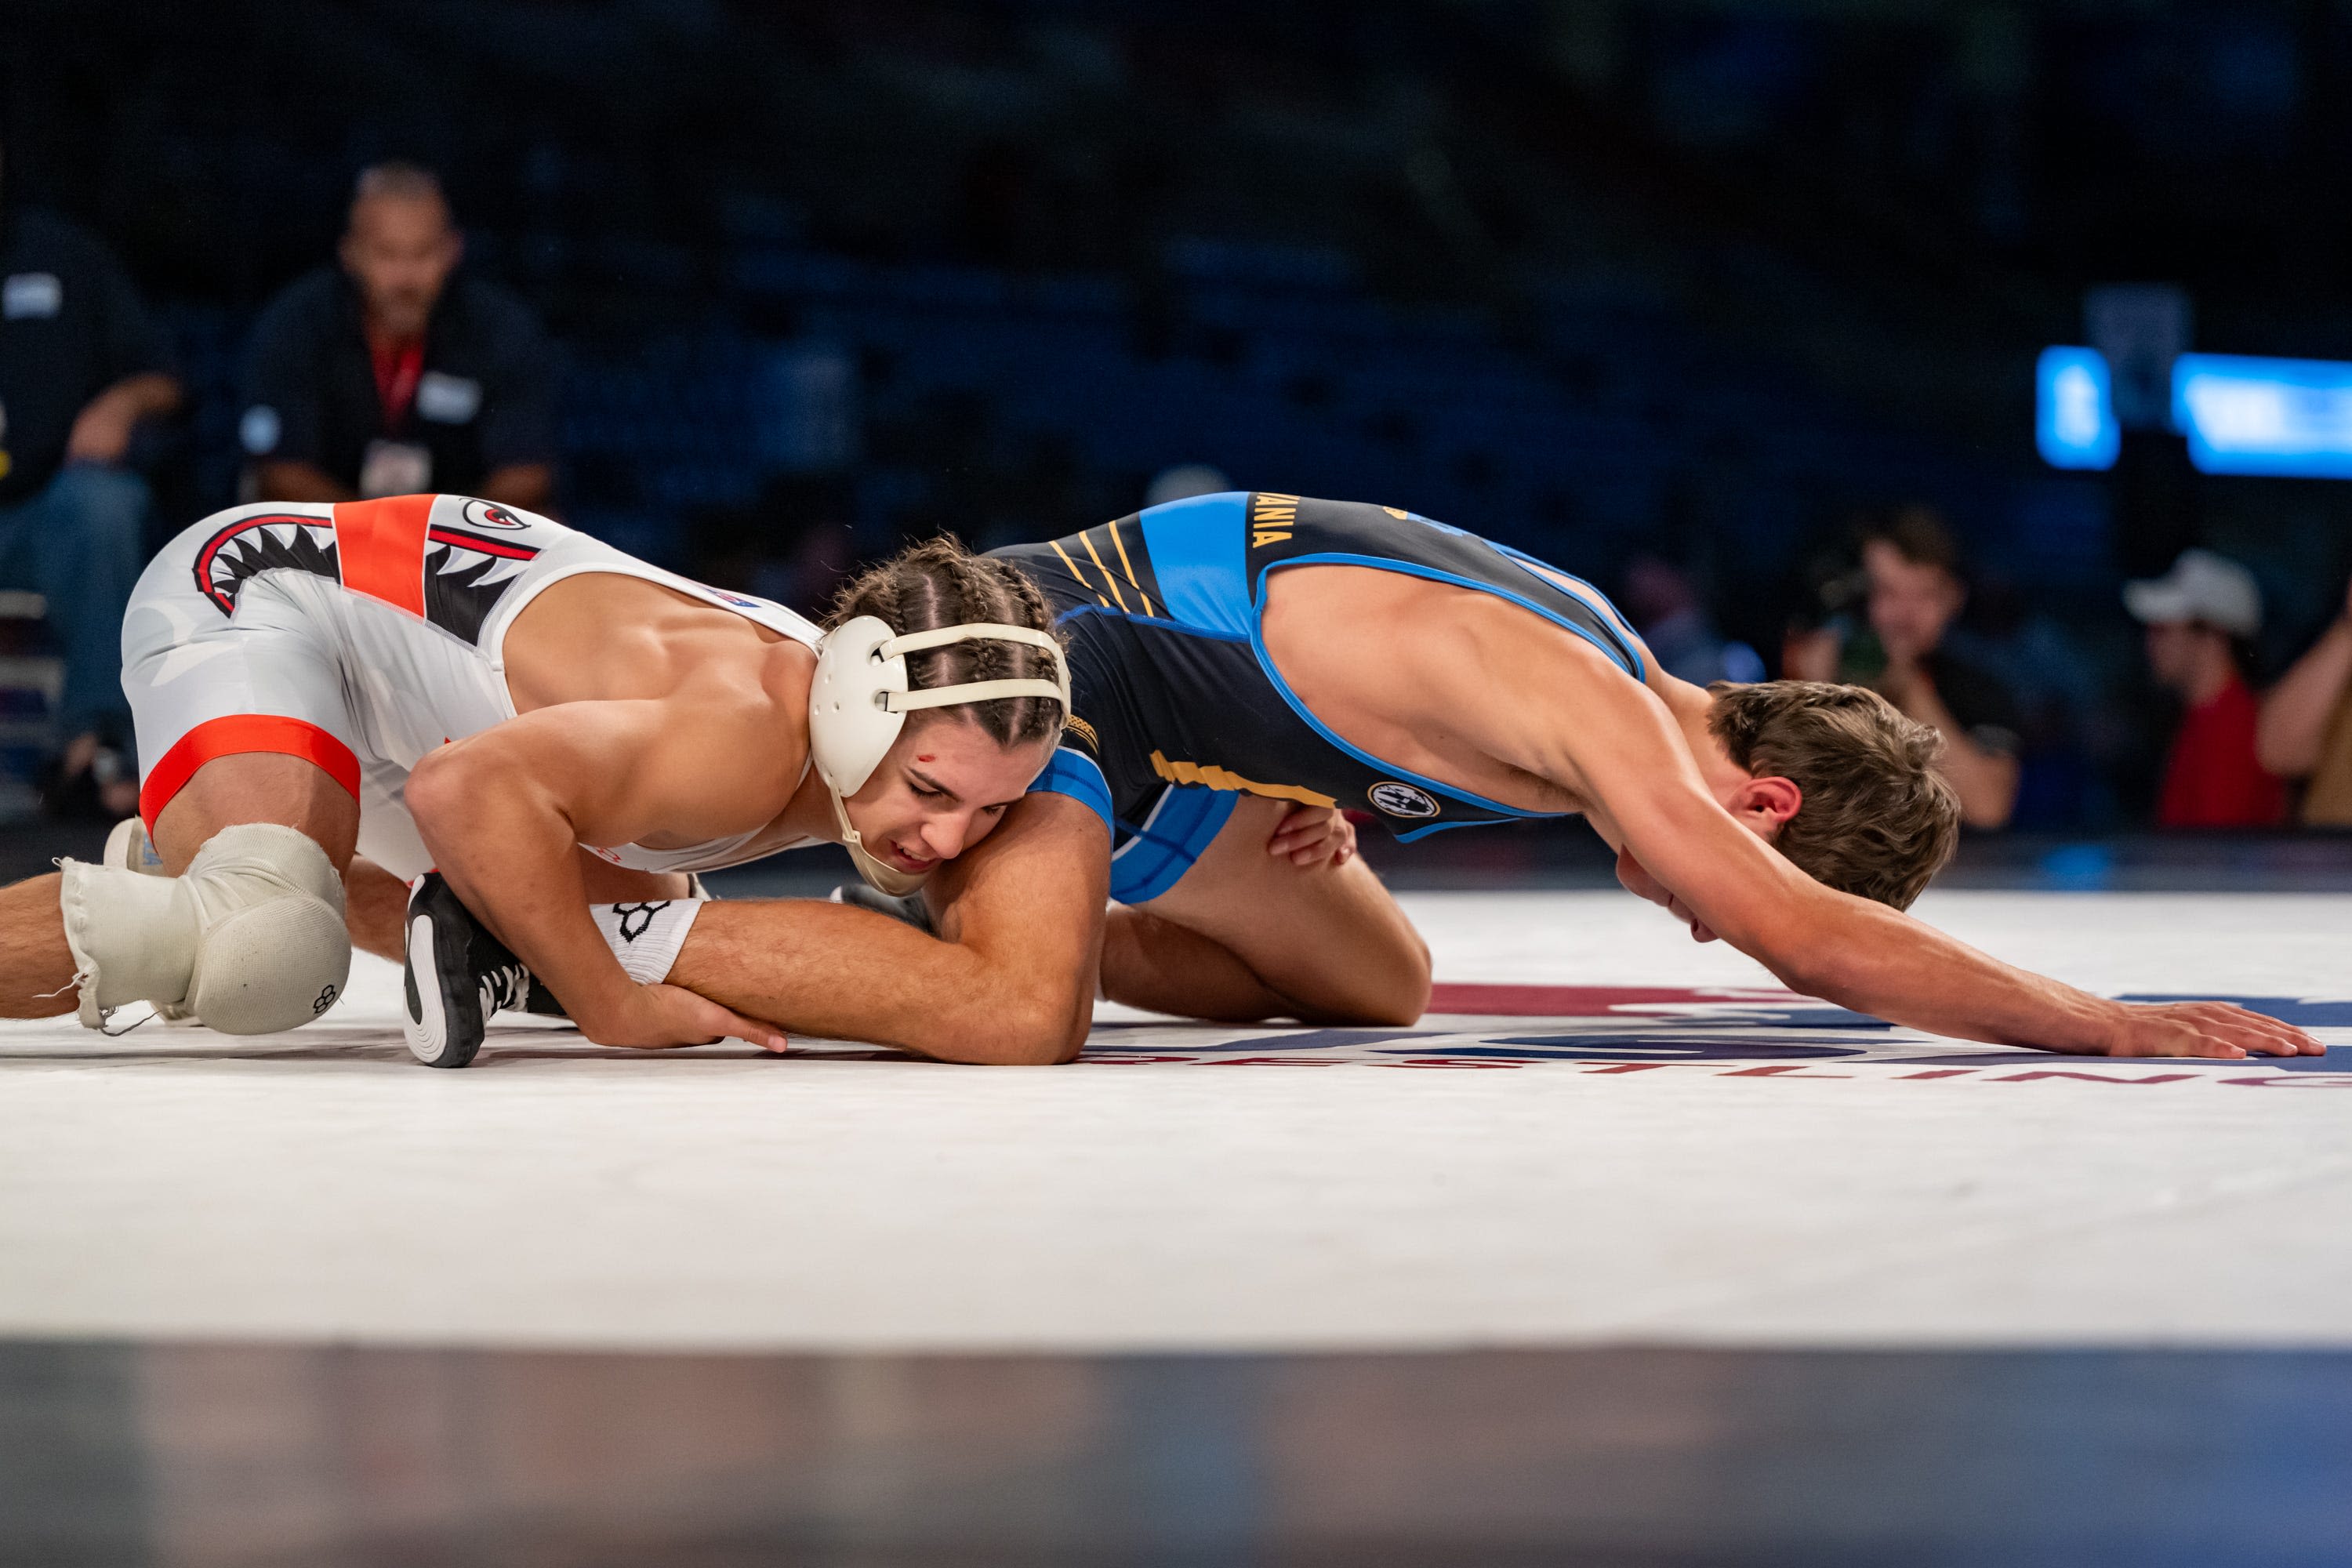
[60,822,350,1034]
[182,824,350,1033]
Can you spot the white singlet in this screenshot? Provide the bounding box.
[124,493,822,880]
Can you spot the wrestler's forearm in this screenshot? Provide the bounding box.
[1624,806,2118,1051]
[667,793,1109,1064]
[1763,898,2118,1053]
[670,899,1085,1063]
[408,773,637,1029]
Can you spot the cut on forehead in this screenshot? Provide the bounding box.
[898,712,1057,805]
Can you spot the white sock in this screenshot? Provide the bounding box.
[590,898,703,985]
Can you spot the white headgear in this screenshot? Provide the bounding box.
[808,615,1071,895]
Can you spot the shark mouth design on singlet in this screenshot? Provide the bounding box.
[190,515,542,644]
[192,513,343,615]
[420,526,543,644]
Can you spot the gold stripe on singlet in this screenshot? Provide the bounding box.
[1048,538,1111,608]
[1149,750,1338,809]
[1106,517,1156,618]
[1080,529,1130,613]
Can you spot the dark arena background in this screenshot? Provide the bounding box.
[4,3,2352,1565]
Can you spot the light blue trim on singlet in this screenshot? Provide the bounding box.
[1486,543,1650,682]
[1107,783,1238,904]
[1033,746,1115,832]
[1031,739,1236,901]
[1137,492,1254,637]
[1248,552,1637,838]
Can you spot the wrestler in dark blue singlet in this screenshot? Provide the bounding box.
[993,492,1648,903]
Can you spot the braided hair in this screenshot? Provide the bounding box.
[825,536,1066,749]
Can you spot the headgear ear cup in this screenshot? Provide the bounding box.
[808,617,909,798]
[807,618,1071,894]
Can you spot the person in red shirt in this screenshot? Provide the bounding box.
[2125,550,2286,829]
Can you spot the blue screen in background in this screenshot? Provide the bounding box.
[2036,347,2120,471]
[2173,352,2352,478]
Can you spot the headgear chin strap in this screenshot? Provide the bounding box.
[808,616,1070,895]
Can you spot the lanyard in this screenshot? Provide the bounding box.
[369,337,425,430]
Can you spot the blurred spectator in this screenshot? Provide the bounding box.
[2257,572,2352,826]
[0,137,182,817]
[241,163,554,509]
[2125,550,2285,829]
[1621,552,1765,685]
[1784,509,2021,829]
[1144,463,1229,507]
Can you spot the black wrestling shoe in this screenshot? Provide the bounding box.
[520,974,569,1018]
[829,882,937,937]
[402,873,532,1068]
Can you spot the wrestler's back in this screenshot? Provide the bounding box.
[1002,492,1662,839]
[1261,563,1640,816]
[501,571,811,717]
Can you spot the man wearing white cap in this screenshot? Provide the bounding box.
[2124,549,2285,829]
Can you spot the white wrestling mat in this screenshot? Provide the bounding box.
[4,889,2349,1353]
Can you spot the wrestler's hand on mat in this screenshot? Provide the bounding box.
[2097,1000,2321,1059]
[1267,804,1356,869]
[579,982,790,1054]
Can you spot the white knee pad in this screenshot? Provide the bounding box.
[180,824,350,1034]
[103,817,192,1023]
[60,822,350,1034]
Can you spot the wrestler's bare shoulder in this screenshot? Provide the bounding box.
[504,571,815,712]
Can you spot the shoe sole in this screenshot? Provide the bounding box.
[403,909,479,1069]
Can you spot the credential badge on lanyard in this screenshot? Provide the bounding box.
[415,372,482,424]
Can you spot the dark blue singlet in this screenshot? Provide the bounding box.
[992,492,1647,903]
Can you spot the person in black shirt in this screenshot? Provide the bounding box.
[240,163,554,511]
[0,140,183,815]
[1785,508,2022,829]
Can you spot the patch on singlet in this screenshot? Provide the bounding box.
[191,507,543,644]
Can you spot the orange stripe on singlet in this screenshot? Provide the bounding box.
[139,715,361,833]
[332,494,436,616]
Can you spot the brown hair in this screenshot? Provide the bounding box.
[350,161,449,216]
[1860,506,1962,576]
[1707,681,1961,910]
[826,536,1065,750]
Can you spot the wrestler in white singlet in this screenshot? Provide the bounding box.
[125,493,822,881]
